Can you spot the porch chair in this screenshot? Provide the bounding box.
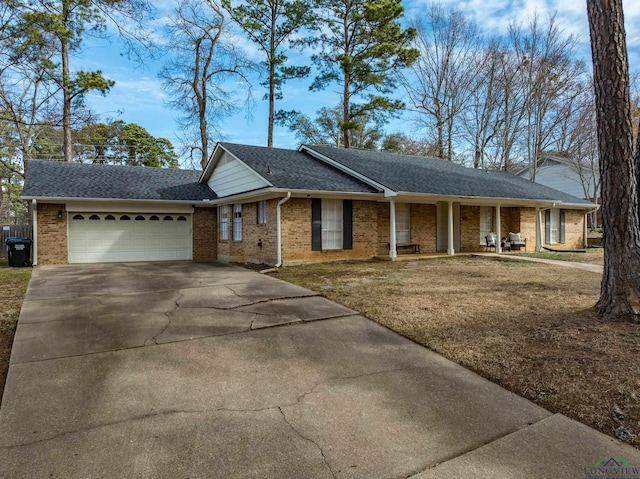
[508,232,527,251]
[485,233,497,252]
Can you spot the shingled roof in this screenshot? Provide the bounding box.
[304,145,593,205]
[218,143,379,193]
[22,160,217,201]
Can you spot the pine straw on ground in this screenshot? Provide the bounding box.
[270,256,639,447]
[0,261,31,401]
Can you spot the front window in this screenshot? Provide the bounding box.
[233,204,242,241]
[549,208,560,243]
[257,200,267,224]
[479,206,493,244]
[219,205,229,240]
[322,199,342,250]
[395,203,411,243]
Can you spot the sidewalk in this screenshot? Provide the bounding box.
[476,252,603,273]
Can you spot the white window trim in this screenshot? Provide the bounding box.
[233,204,242,241]
[321,199,343,250]
[219,205,229,241]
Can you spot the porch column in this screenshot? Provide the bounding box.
[584,212,588,248]
[389,200,397,259]
[447,201,455,255]
[495,205,502,253]
[535,207,542,252]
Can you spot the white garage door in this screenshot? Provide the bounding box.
[68,213,193,263]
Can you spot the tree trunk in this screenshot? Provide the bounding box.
[61,1,72,162]
[199,100,208,167]
[587,0,640,321]
[267,6,276,148]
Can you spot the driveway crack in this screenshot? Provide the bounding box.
[278,406,337,479]
[145,293,182,345]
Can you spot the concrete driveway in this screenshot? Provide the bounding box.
[0,261,638,478]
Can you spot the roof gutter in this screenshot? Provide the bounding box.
[21,196,211,205]
[205,187,382,205]
[392,192,595,209]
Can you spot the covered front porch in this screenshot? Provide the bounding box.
[378,195,583,260]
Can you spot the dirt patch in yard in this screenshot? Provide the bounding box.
[270,256,639,447]
[0,261,31,402]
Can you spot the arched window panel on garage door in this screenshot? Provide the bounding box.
[67,212,193,263]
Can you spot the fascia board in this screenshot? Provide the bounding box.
[203,188,383,205]
[391,192,596,209]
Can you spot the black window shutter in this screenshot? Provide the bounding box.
[312,199,322,251]
[545,210,551,244]
[560,209,566,244]
[343,200,353,250]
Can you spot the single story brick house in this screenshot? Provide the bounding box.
[22,142,596,265]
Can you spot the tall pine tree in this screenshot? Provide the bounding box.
[310,0,418,149]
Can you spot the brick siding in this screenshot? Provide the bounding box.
[281,198,378,265]
[460,205,481,252]
[37,203,68,265]
[193,207,217,260]
[240,200,278,265]
[377,203,437,255]
[561,209,586,249]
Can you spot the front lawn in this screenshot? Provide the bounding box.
[0,259,31,401]
[270,256,638,447]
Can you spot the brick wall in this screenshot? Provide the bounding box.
[216,204,243,262]
[377,203,438,255]
[562,209,585,249]
[241,199,278,265]
[193,207,217,260]
[460,205,480,252]
[376,203,390,255]
[518,208,537,252]
[37,203,68,265]
[281,198,378,265]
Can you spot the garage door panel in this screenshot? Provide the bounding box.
[69,213,193,263]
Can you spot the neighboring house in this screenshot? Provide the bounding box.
[517,155,600,227]
[22,143,596,265]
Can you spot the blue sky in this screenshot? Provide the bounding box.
[82,0,640,167]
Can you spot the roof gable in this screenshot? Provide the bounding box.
[202,143,379,194]
[204,147,272,197]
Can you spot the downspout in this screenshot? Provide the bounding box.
[31,199,38,265]
[274,192,291,268]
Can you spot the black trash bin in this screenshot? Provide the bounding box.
[6,237,32,267]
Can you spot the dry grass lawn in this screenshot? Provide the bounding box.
[0,260,31,401]
[270,255,639,447]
